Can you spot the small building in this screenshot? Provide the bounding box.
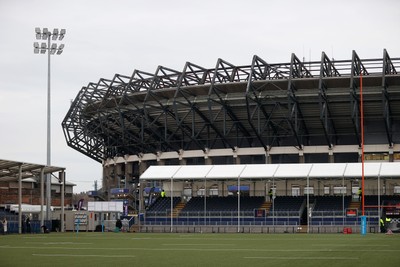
[0,159,70,233]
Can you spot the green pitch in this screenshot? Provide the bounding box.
[0,232,399,267]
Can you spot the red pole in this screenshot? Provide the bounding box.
[360,72,365,216]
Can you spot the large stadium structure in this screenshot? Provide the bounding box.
[62,49,400,233]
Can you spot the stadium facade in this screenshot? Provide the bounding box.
[62,50,400,232]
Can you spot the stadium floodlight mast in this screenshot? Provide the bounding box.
[33,27,66,222]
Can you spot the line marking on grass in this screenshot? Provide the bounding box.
[245,256,359,260]
[26,242,93,245]
[162,243,235,246]
[3,246,400,253]
[311,244,389,247]
[32,254,136,258]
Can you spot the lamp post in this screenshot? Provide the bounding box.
[34,28,66,221]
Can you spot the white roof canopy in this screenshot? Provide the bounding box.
[173,165,213,179]
[343,162,382,177]
[140,162,400,181]
[273,163,313,178]
[139,165,181,179]
[206,164,246,179]
[308,163,347,178]
[239,164,279,178]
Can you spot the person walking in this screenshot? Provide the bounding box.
[357,187,362,202]
[115,219,122,231]
[380,217,386,233]
[268,188,273,202]
[26,216,31,233]
[385,217,391,232]
[2,218,7,235]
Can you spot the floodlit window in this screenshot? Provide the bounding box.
[333,186,346,194]
[394,186,400,194]
[364,153,389,161]
[324,186,330,195]
[291,186,300,196]
[197,188,205,196]
[304,186,314,195]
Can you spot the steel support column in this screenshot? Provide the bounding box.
[287,53,310,148]
[382,49,396,146]
[350,50,368,147]
[18,164,22,234]
[318,52,339,147]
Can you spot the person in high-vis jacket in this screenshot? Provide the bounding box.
[380,216,391,233]
[268,188,273,202]
[385,217,391,231]
[380,218,385,233]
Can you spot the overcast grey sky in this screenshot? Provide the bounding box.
[1,0,399,193]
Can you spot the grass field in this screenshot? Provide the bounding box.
[0,232,399,267]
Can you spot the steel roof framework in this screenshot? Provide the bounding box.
[62,50,400,163]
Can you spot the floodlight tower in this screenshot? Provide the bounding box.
[34,28,66,221]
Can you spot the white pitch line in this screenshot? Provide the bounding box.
[162,243,234,246]
[245,256,359,260]
[33,254,135,258]
[26,242,93,245]
[4,246,400,253]
[311,244,389,247]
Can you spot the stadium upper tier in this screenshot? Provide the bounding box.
[62,50,400,162]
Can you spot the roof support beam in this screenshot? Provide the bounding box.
[245,55,282,149]
[287,53,310,148]
[172,63,222,151]
[382,49,396,147]
[318,52,338,148]
[141,66,187,153]
[207,59,249,150]
[193,105,234,150]
[349,50,367,147]
[289,53,312,78]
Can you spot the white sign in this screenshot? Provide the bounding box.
[87,201,123,212]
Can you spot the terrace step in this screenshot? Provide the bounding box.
[349,201,360,210]
[171,202,185,217]
[260,201,272,211]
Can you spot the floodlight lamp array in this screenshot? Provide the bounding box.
[33,42,64,54]
[34,27,66,55]
[35,27,66,41]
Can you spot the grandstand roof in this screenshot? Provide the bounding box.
[140,162,400,180]
[0,159,65,182]
[63,50,400,163]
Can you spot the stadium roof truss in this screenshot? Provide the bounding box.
[62,50,400,163]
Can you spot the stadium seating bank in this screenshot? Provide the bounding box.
[141,195,385,233]
[137,163,400,233]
